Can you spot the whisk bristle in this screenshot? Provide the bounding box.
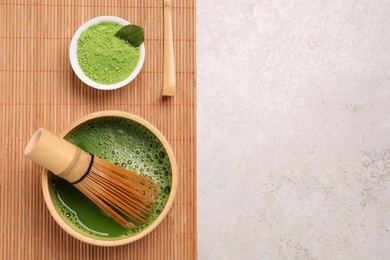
[74,156,159,228]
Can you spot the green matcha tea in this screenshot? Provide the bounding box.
[77,22,140,84]
[50,117,172,240]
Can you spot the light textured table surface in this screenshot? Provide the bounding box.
[197,0,390,259]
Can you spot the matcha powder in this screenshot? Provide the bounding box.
[77,22,140,84]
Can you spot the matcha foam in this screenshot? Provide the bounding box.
[77,21,140,84]
[50,117,172,240]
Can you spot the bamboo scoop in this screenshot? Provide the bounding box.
[24,128,159,228]
[163,0,176,96]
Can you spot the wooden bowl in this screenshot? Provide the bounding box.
[41,111,178,246]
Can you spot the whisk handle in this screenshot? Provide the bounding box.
[24,128,91,183]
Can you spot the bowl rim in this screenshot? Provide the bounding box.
[41,110,178,246]
[69,16,145,90]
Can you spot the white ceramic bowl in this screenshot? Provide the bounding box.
[69,16,145,90]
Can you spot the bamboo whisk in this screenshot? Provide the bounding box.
[24,128,159,228]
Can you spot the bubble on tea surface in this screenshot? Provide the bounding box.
[164,186,171,194]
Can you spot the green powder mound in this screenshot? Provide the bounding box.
[77,21,140,84]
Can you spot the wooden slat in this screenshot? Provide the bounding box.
[0,0,196,259]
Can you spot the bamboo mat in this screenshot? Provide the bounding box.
[0,0,196,259]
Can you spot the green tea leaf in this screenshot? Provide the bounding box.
[115,24,144,47]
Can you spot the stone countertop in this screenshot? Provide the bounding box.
[197,0,390,259]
